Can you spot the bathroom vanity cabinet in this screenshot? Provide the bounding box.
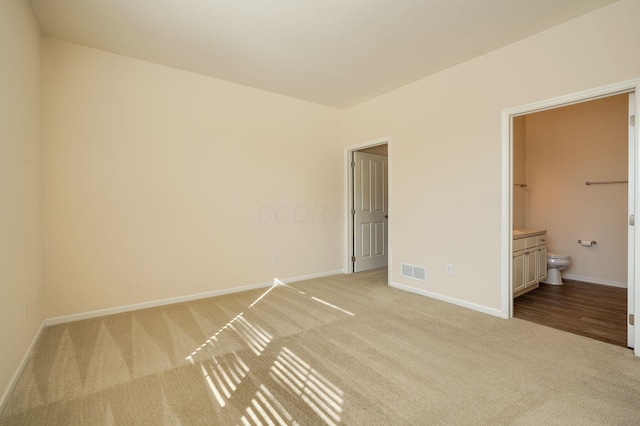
[512,230,547,298]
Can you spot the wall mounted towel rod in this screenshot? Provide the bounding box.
[513,183,528,188]
[585,180,628,185]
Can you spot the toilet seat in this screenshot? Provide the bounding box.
[547,252,570,260]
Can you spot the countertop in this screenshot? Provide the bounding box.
[513,228,546,239]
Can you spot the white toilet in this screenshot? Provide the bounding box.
[543,253,571,285]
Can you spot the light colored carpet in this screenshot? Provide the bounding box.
[1,269,639,425]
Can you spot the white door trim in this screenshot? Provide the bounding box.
[500,78,640,357]
[629,92,636,349]
[344,137,392,279]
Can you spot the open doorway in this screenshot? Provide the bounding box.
[501,79,639,355]
[511,94,629,347]
[345,141,389,273]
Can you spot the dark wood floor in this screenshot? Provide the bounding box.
[514,279,629,348]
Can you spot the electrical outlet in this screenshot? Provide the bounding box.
[24,300,28,318]
[36,287,40,303]
[272,253,279,263]
[446,264,454,275]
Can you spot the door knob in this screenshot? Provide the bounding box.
[385,215,388,218]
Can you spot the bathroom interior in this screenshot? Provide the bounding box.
[512,93,630,347]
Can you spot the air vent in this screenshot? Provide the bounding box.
[401,263,413,277]
[413,267,427,281]
[401,263,427,282]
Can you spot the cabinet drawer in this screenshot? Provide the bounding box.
[525,236,538,248]
[537,235,547,245]
[513,238,526,251]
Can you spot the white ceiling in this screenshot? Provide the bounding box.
[30,0,617,108]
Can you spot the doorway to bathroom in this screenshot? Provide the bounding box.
[501,79,639,353]
[511,94,630,347]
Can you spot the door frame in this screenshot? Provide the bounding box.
[629,92,637,349]
[344,137,392,278]
[500,78,640,356]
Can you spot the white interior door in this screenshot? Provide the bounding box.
[629,92,636,349]
[353,151,388,272]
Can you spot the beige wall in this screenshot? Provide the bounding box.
[524,94,628,286]
[342,0,640,311]
[0,0,44,404]
[512,116,526,229]
[42,38,343,318]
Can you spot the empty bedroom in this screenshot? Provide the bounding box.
[2,0,640,424]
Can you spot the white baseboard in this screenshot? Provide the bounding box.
[277,270,344,285]
[0,320,46,414]
[562,274,627,288]
[390,281,502,318]
[46,270,344,326]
